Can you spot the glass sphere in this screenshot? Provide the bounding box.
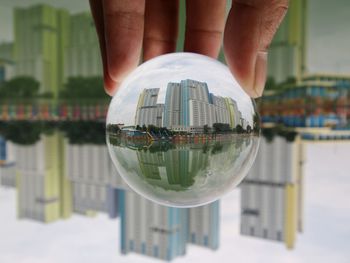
[106,52,260,207]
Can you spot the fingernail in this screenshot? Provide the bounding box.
[253,51,267,98]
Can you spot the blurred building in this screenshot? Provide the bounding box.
[268,0,308,83]
[65,142,119,218]
[0,136,16,187]
[64,12,102,79]
[13,4,69,97]
[15,133,72,223]
[119,189,220,261]
[188,201,220,250]
[119,190,187,261]
[240,136,304,249]
[0,42,14,83]
[260,74,350,127]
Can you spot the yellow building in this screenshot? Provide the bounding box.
[268,0,308,83]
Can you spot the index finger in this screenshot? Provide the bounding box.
[224,0,288,98]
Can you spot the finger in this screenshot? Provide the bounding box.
[224,0,288,98]
[143,0,179,61]
[184,0,226,58]
[89,0,117,95]
[102,0,145,94]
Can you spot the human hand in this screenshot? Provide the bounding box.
[89,0,288,98]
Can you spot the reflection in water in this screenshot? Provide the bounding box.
[0,121,306,261]
[108,133,259,207]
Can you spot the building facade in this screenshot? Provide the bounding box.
[0,137,16,187]
[268,0,308,83]
[188,200,220,250]
[0,42,14,83]
[65,142,119,218]
[119,190,188,261]
[136,79,244,132]
[240,136,304,249]
[64,12,102,79]
[15,133,72,223]
[135,88,164,127]
[14,4,69,97]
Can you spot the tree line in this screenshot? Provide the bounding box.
[0,76,108,100]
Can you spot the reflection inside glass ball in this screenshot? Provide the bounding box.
[107,53,260,207]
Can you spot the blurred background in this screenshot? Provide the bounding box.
[0,0,350,262]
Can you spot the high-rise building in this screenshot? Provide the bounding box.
[64,12,102,79]
[164,82,181,128]
[13,4,69,97]
[16,133,72,223]
[268,0,308,83]
[188,200,220,250]
[135,88,164,127]
[0,42,14,83]
[111,148,221,260]
[211,95,231,125]
[164,79,218,132]
[240,136,304,249]
[0,137,16,187]
[224,97,242,128]
[65,142,119,218]
[119,190,188,261]
[0,136,6,165]
[135,80,245,132]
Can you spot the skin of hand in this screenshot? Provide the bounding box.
[89,0,288,98]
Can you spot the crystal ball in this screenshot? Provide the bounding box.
[106,52,260,207]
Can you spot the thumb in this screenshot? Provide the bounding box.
[224,0,288,98]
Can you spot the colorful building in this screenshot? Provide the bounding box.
[260,74,350,128]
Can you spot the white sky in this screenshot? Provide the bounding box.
[1,142,350,263]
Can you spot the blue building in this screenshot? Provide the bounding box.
[118,189,220,261]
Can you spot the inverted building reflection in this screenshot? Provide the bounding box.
[109,134,253,190]
[240,134,304,249]
[0,121,307,261]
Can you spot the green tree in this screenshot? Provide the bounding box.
[246,125,252,134]
[0,76,40,98]
[203,124,209,134]
[60,76,108,99]
[213,123,231,133]
[235,124,243,134]
[253,113,261,134]
[60,121,106,144]
[265,77,277,91]
[0,121,43,145]
[106,124,121,133]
